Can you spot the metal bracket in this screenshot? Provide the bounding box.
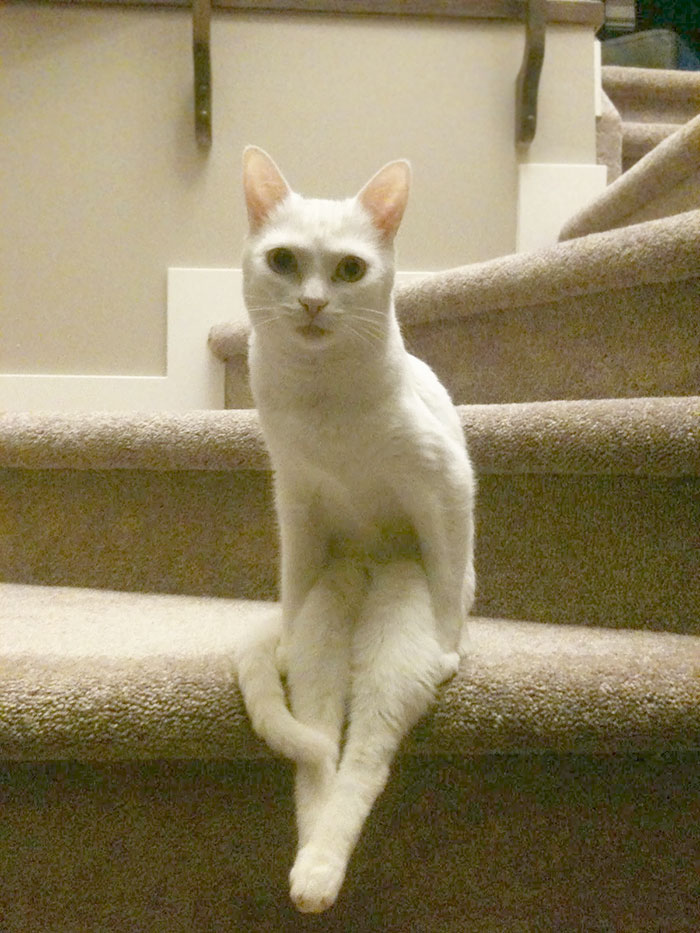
[515,0,546,145]
[193,0,212,149]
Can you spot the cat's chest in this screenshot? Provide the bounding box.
[269,409,404,531]
[300,417,373,470]
[291,418,389,499]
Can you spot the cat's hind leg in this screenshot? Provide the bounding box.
[289,558,447,913]
[286,556,368,848]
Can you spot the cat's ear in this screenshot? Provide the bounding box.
[243,146,291,233]
[357,160,411,243]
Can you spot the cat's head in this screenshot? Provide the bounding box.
[242,147,410,351]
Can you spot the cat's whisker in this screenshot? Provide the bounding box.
[247,301,297,314]
[351,317,386,345]
[354,310,386,324]
[344,321,382,350]
[348,330,372,349]
[352,327,382,347]
[340,319,368,344]
[248,312,282,323]
[247,304,299,329]
[253,318,285,329]
[353,315,385,332]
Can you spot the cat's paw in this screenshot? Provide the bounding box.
[289,845,346,914]
[438,651,460,684]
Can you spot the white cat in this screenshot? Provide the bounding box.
[240,146,476,913]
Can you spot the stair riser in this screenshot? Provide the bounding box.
[476,474,699,633]
[403,282,700,405]
[3,468,697,634]
[223,282,700,409]
[0,469,277,601]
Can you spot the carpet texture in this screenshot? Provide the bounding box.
[2,400,698,634]
[602,65,700,125]
[3,93,700,928]
[561,113,700,238]
[3,583,700,762]
[602,65,700,170]
[596,89,622,183]
[2,397,698,475]
[2,754,698,933]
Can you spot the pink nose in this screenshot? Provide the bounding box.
[299,299,328,320]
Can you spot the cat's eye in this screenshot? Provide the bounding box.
[267,247,299,276]
[334,255,367,283]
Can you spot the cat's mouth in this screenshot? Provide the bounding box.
[296,323,329,341]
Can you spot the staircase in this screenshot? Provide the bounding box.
[603,64,700,169]
[2,135,700,929]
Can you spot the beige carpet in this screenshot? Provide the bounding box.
[562,113,700,237]
[3,75,700,929]
[2,399,699,634]
[2,395,699,929]
[602,65,700,170]
[3,581,700,762]
[2,754,699,932]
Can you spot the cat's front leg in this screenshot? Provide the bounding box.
[276,495,327,676]
[286,557,367,846]
[279,514,327,624]
[289,559,446,913]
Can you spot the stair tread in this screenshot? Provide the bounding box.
[2,582,699,761]
[1,396,698,477]
[602,65,700,103]
[562,115,700,239]
[397,210,700,325]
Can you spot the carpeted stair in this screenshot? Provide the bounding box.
[602,64,700,170]
[2,402,699,929]
[3,123,700,930]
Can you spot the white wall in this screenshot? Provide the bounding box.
[1,5,599,379]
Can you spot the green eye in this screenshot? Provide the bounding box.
[267,247,298,275]
[334,255,367,283]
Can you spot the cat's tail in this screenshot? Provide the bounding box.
[236,630,336,768]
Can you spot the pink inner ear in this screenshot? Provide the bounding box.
[243,148,290,232]
[358,161,410,242]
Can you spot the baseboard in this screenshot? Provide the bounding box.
[0,269,244,412]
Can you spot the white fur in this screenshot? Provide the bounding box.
[241,148,475,913]
[233,608,337,767]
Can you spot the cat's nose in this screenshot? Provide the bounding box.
[299,299,328,320]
